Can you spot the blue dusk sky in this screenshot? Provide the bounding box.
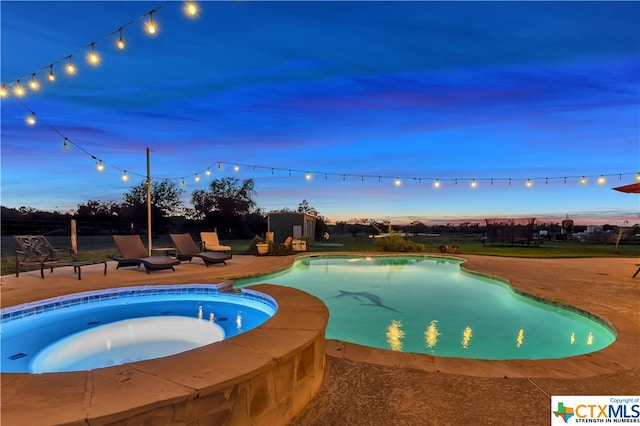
[1,1,639,225]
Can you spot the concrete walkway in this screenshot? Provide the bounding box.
[2,254,639,425]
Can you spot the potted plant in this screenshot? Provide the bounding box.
[256,242,270,255]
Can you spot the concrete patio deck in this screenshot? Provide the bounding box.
[2,253,639,425]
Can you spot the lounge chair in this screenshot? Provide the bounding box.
[200,231,232,252]
[14,235,107,280]
[170,233,231,266]
[111,235,179,274]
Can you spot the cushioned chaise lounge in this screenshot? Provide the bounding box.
[170,233,231,267]
[199,231,232,252]
[111,235,179,273]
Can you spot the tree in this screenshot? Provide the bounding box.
[297,199,319,216]
[121,179,185,231]
[123,179,184,217]
[76,200,122,219]
[191,177,262,237]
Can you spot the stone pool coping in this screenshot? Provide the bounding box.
[2,253,639,424]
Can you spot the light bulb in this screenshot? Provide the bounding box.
[48,64,55,81]
[26,112,36,125]
[185,1,198,17]
[195,174,201,182]
[122,171,129,181]
[29,74,39,91]
[66,56,76,75]
[0,85,8,97]
[88,43,99,65]
[117,28,125,49]
[597,175,605,185]
[306,172,312,180]
[434,179,440,188]
[96,160,105,171]
[146,12,157,34]
[14,80,25,97]
[526,179,533,187]
[63,138,69,149]
[580,176,587,184]
[234,164,240,172]
[471,179,477,188]
[395,178,401,186]
[205,168,211,176]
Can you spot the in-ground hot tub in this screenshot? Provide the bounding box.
[1,284,329,426]
[2,284,276,373]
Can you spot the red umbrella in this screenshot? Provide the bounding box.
[612,182,640,194]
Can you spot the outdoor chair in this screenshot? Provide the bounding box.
[199,231,232,252]
[111,235,179,274]
[14,235,107,280]
[170,233,232,266]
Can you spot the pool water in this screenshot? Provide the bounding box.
[1,285,277,373]
[237,255,616,360]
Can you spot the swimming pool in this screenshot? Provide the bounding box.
[237,255,616,360]
[1,284,277,373]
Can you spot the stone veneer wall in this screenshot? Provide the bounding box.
[110,336,327,425]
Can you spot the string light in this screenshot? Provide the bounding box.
[194,173,200,182]
[88,42,100,65]
[205,168,211,176]
[14,80,25,97]
[48,64,55,82]
[96,160,105,171]
[146,10,158,35]
[490,178,494,186]
[65,55,76,75]
[470,179,477,188]
[636,172,640,181]
[306,171,312,180]
[180,177,186,186]
[580,176,587,184]
[117,28,125,50]
[434,179,440,188]
[122,170,129,181]
[395,177,401,186]
[597,175,605,185]
[63,137,69,149]
[234,164,239,172]
[29,73,39,91]
[0,85,8,97]
[185,1,198,17]
[526,179,532,187]
[26,112,36,125]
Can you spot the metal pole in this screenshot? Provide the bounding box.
[147,147,152,256]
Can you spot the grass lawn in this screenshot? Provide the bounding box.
[2,233,639,277]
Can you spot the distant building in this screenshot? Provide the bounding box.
[267,212,317,244]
